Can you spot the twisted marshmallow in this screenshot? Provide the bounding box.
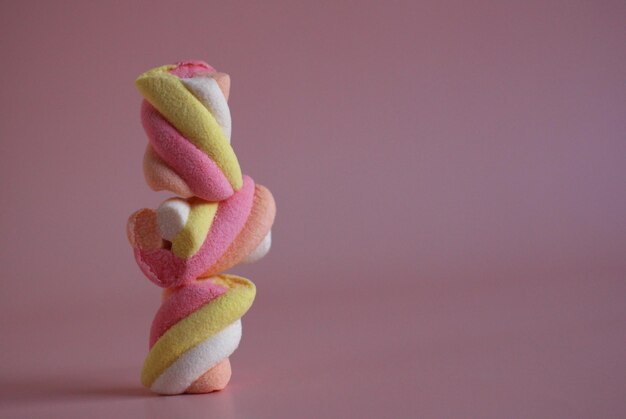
[142,275,255,394]
[137,61,240,201]
[127,175,276,289]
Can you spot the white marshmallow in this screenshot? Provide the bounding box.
[182,76,232,141]
[156,198,191,241]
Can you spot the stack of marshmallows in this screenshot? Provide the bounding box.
[127,60,276,395]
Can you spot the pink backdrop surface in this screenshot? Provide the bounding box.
[1,1,625,418]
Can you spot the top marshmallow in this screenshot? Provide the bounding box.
[136,61,242,201]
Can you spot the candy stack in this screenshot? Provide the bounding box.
[127,61,276,394]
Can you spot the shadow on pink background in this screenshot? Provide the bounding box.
[0,1,624,418]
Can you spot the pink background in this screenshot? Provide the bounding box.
[1,1,625,417]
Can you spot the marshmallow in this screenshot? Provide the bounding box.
[127,176,275,288]
[141,275,255,395]
[136,63,241,200]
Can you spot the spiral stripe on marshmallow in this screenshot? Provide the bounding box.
[141,102,235,201]
[182,76,232,141]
